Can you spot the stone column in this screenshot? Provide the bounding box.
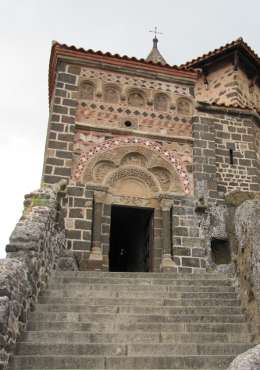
[160,197,177,272]
[87,190,106,271]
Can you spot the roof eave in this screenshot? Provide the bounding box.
[49,42,198,103]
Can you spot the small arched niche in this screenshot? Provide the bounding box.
[79,81,95,100]
[128,89,145,107]
[154,93,169,112]
[92,160,116,183]
[103,84,120,104]
[120,152,147,167]
[177,97,193,115]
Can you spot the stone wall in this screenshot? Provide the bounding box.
[63,184,94,270]
[42,63,79,185]
[0,185,68,370]
[194,105,260,203]
[195,62,260,111]
[172,196,205,272]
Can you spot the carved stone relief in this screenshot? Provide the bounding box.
[80,81,95,100]
[106,166,159,193]
[120,152,147,167]
[103,85,120,104]
[128,91,145,107]
[150,166,171,191]
[93,160,116,182]
[73,136,191,194]
[177,98,193,115]
[154,93,169,112]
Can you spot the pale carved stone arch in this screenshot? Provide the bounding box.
[73,136,191,194]
[127,88,146,107]
[120,152,147,167]
[105,165,160,196]
[79,80,95,100]
[176,97,193,116]
[154,92,170,112]
[103,83,120,104]
[92,160,117,183]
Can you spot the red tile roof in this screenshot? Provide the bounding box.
[180,38,260,69]
[49,41,197,101]
[198,101,260,116]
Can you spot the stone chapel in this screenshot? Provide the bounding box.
[43,36,260,273]
[2,36,260,370]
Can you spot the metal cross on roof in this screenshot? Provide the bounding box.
[149,26,163,39]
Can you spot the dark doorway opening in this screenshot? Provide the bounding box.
[211,238,231,264]
[109,205,154,272]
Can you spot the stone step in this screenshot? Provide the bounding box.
[29,312,246,324]
[15,342,251,356]
[20,330,252,344]
[38,297,241,307]
[40,289,238,300]
[9,354,237,369]
[51,271,231,280]
[47,283,236,293]
[34,304,242,316]
[26,321,249,334]
[46,277,234,287]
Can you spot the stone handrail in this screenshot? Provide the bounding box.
[0,183,68,369]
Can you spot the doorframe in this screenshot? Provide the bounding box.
[108,204,155,272]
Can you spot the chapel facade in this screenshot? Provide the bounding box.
[42,37,260,273]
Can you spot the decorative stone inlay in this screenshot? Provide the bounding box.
[80,67,192,97]
[73,136,191,194]
[75,102,192,137]
[106,165,159,192]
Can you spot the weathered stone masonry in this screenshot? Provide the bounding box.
[1,36,260,370]
[0,184,77,369]
[40,39,260,274]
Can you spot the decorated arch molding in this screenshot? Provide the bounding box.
[73,136,191,194]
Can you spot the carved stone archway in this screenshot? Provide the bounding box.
[73,136,191,194]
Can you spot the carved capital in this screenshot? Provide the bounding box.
[160,197,173,211]
[160,254,177,272]
[94,190,107,203]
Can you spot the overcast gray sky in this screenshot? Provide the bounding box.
[0,0,259,257]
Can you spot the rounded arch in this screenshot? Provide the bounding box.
[127,88,146,107]
[103,83,120,104]
[73,137,191,194]
[154,92,170,112]
[105,166,160,195]
[79,80,95,100]
[120,152,147,167]
[176,97,193,115]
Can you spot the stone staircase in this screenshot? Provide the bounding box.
[9,271,254,369]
